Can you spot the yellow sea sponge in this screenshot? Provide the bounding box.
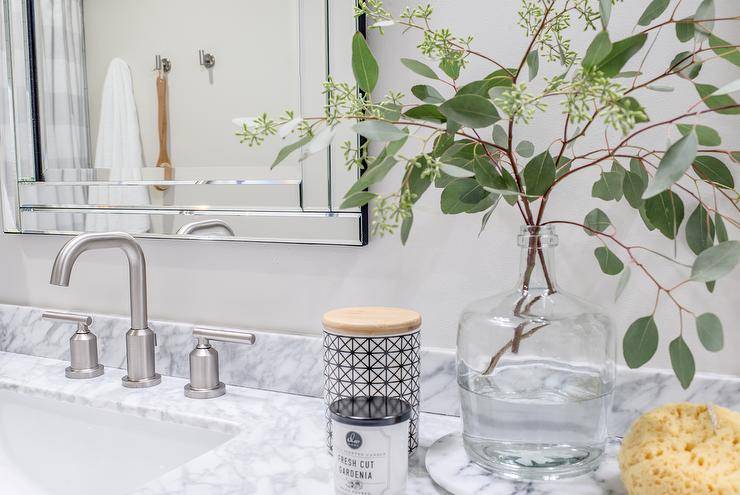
[619,402,740,495]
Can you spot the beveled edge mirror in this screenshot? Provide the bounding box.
[0,0,367,246]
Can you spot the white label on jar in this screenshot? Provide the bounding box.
[332,420,408,495]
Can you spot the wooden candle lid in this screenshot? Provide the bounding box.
[322,307,422,337]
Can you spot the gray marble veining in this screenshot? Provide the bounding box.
[1,303,738,434]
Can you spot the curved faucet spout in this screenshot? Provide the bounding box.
[50,232,148,330]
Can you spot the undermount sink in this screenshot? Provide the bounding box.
[0,389,235,495]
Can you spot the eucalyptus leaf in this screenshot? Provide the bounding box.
[303,125,338,157]
[599,0,611,28]
[686,205,715,255]
[671,52,702,80]
[709,35,740,68]
[353,121,408,142]
[584,208,611,236]
[408,157,432,202]
[340,191,376,209]
[527,50,539,81]
[523,151,556,198]
[615,266,631,302]
[411,85,445,104]
[492,125,508,147]
[669,337,695,390]
[457,76,512,97]
[440,178,488,214]
[690,241,740,282]
[439,95,500,128]
[643,131,698,198]
[351,33,379,93]
[440,164,476,178]
[676,124,721,146]
[630,158,648,183]
[644,190,685,239]
[715,213,728,243]
[647,84,674,92]
[616,97,649,123]
[675,18,695,42]
[695,83,740,115]
[403,104,447,123]
[400,211,413,245]
[271,134,313,169]
[622,171,646,209]
[516,141,535,158]
[696,313,723,352]
[344,156,398,198]
[693,0,715,41]
[592,171,624,201]
[478,203,498,237]
[706,281,715,293]
[583,31,612,68]
[400,58,438,79]
[692,156,734,189]
[439,58,461,80]
[596,34,648,77]
[713,79,740,96]
[638,0,670,26]
[623,316,659,368]
[594,246,624,275]
[640,205,657,231]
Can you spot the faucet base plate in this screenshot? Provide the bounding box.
[65,364,104,379]
[184,382,226,399]
[122,373,162,388]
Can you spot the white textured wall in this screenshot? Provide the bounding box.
[1,1,738,374]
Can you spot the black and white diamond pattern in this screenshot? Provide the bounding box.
[323,331,421,454]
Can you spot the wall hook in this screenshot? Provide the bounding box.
[199,49,215,69]
[155,55,171,73]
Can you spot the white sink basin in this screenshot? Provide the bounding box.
[0,389,235,495]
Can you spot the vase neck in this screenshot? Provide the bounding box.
[516,225,558,294]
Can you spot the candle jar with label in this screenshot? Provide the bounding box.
[330,396,411,495]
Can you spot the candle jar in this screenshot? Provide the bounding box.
[330,396,411,495]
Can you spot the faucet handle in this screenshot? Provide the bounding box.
[43,311,104,379]
[184,327,255,400]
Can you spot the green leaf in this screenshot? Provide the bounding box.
[623,316,659,368]
[669,336,695,390]
[616,97,649,123]
[478,203,498,237]
[408,157,432,202]
[640,205,657,231]
[594,246,624,275]
[526,50,539,81]
[690,241,740,282]
[400,58,438,79]
[583,31,613,68]
[643,131,698,198]
[695,83,740,115]
[523,151,556,198]
[492,125,508,147]
[556,156,572,178]
[584,208,611,236]
[709,35,740,68]
[692,156,734,189]
[353,121,408,142]
[515,141,535,158]
[696,313,723,352]
[715,213,728,243]
[599,0,612,28]
[714,79,740,96]
[345,156,398,197]
[466,192,498,214]
[411,85,445,104]
[732,151,740,163]
[439,58,461,80]
[441,164,476,178]
[400,211,413,245]
[596,34,648,77]
[403,104,447,123]
[615,266,631,302]
[644,190,685,239]
[630,158,648,183]
[440,178,488,214]
[592,171,624,201]
[271,134,313,169]
[340,191,376,209]
[457,76,512,97]
[693,0,715,41]
[477,162,520,206]
[647,84,674,92]
[676,124,721,146]
[706,281,715,293]
[671,52,702,80]
[439,95,500,128]
[622,171,646,209]
[686,205,715,255]
[352,33,379,93]
[675,18,695,42]
[638,0,670,26]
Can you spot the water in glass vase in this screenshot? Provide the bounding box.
[456,225,616,480]
[459,359,612,480]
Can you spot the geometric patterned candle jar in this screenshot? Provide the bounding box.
[322,307,422,455]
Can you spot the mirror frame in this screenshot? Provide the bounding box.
[0,0,368,246]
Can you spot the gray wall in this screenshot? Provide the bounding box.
[1,0,738,374]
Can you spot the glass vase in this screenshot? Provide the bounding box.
[456,225,615,480]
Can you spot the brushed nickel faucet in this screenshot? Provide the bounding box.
[49,232,161,388]
[185,327,255,399]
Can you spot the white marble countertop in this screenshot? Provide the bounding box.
[0,351,629,494]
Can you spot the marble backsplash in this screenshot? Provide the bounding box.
[0,303,737,434]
